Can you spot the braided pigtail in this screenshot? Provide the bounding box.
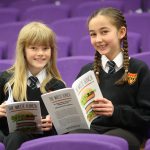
[116,16,130,85]
[93,51,101,84]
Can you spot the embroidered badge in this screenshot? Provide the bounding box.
[127,73,138,85]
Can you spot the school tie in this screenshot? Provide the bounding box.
[29,76,38,90]
[107,61,116,74]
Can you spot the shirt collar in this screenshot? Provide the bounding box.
[102,52,123,70]
[27,69,47,84]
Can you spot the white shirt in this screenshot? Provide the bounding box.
[27,69,47,88]
[101,52,123,73]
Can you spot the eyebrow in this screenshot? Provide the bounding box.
[89,27,108,32]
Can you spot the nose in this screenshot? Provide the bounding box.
[96,34,102,42]
[37,48,43,55]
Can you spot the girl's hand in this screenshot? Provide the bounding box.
[92,98,114,116]
[41,115,53,131]
[0,102,6,118]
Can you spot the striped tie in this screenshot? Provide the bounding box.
[107,61,116,74]
[29,76,38,90]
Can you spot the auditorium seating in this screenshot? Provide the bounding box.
[0,59,14,71]
[130,52,150,68]
[56,36,72,58]
[0,143,5,150]
[19,134,128,150]
[50,17,88,56]
[71,1,124,17]
[57,56,93,87]
[0,21,26,59]
[144,138,150,150]
[0,41,7,59]
[125,13,150,53]
[20,4,70,24]
[0,8,19,24]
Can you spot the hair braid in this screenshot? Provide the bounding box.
[116,15,130,85]
[93,51,101,84]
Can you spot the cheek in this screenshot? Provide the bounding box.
[46,50,51,59]
[90,38,95,47]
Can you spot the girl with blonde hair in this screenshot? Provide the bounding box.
[0,21,65,150]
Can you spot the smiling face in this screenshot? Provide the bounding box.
[88,15,126,60]
[25,45,51,75]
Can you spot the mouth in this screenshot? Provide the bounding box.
[96,45,106,51]
[34,58,45,62]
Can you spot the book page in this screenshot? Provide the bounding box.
[6,101,42,133]
[72,70,103,125]
[41,88,89,134]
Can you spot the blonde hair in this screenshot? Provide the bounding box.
[5,21,62,101]
[87,7,129,84]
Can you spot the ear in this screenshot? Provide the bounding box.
[118,26,126,40]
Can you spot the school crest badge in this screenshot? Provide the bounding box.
[127,73,137,85]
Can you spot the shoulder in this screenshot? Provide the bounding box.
[129,57,150,82]
[129,58,149,72]
[0,71,12,84]
[76,63,94,79]
[45,77,66,91]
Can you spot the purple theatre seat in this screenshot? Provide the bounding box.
[130,52,150,68]
[9,0,51,16]
[0,22,26,59]
[125,13,150,53]
[0,0,14,7]
[51,0,95,16]
[0,8,19,24]
[57,56,94,87]
[20,4,70,24]
[0,41,7,59]
[0,143,5,150]
[122,0,142,13]
[0,59,14,72]
[19,134,128,150]
[76,35,95,56]
[145,139,150,150]
[127,32,142,54]
[71,1,124,17]
[50,17,88,56]
[142,0,150,12]
[56,36,72,58]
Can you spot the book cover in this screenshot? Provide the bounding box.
[6,101,42,133]
[41,70,103,134]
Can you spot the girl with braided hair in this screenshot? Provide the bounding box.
[74,7,150,150]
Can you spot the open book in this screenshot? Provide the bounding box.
[6,101,42,133]
[41,70,103,134]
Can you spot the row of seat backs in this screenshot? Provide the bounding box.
[0,0,150,24]
[0,28,142,59]
[18,134,128,150]
[0,1,128,25]
[0,52,150,87]
[0,0,149,13]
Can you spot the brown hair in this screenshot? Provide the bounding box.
[87,7,129,84]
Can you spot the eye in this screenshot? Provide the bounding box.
[89,32,96,37]
[101,30,108,35]
[43,47,50,51]
[28,46,37,50]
